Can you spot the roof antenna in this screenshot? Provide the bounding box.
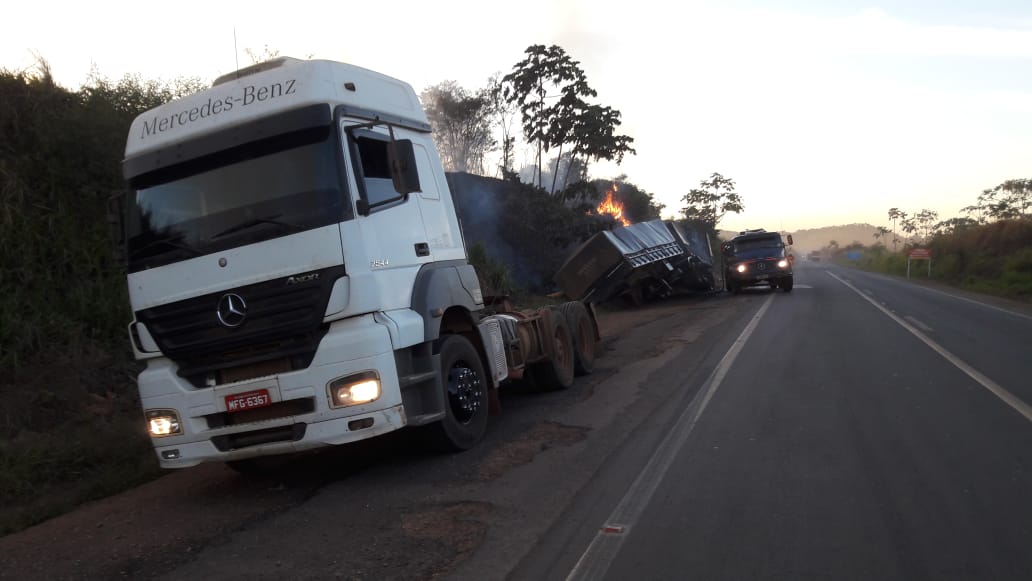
[233,28,240,77]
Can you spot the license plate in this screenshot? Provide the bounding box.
[225,389,271,412]
[754,273,770,280]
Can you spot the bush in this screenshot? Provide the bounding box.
[0,65,199,534]
[468,242,515,296]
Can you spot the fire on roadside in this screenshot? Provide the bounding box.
[596,183,630,226]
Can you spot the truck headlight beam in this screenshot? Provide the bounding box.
[328,372,381,408]
[146,409,182,437]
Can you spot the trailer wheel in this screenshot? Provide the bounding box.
[429,334,489,451]
[530,311,576,390]
[560,301,596,376]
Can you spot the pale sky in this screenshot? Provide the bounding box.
[3,0,1030,232]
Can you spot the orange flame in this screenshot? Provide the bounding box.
[596,183,630,226]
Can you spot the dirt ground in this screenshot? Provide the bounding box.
[0,296,724,581]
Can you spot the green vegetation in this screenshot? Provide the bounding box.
[681,172,745,234]
[467,242,514,297]
[835,218,1032,300]
[0,63,200,535]
[0,48,652,535]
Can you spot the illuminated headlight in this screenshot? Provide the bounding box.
[736,264,747,273]
[145,409,182,437]
[328,372,381,408]
[777,259,789,268]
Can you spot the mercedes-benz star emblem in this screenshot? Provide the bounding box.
[216,293,247,328]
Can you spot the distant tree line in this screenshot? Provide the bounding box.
[881,177,1030,251]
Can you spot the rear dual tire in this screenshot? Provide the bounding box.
[529,309,576,390]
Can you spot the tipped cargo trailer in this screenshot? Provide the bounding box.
[553,219,716,305]
[114,58,599,470]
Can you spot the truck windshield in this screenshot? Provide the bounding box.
[127,125,345,272]
[733,237,783,253]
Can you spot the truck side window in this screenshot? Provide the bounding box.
[354,135,401,207]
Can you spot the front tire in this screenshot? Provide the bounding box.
[782,276,794,292]
[428,335,489,451]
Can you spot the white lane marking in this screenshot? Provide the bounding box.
[794,284,813,289]
[566,293,776,581]
[903,315,934,333]
[828,271,1032,423]
[851,269,1032,322]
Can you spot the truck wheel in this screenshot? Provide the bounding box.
[560,301,596,376]
[530,311,575,390]
[429,334,488,451]
[782,277,794,292]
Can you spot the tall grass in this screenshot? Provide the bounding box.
[840,219,1032,299]
[0,67,200,535]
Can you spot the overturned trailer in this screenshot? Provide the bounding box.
[553,219,716,304]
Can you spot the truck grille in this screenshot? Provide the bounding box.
[137,266,346,387]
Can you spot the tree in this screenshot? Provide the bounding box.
[888,208,903,252]
[915,209,939,243]
[901,215,917,245]
[564,103,635,190]
[962,185,1025,223]
[244,45,281,65]
[486,73,519,179]
[421,81,496,174]
[502,44,633,192]
[502,45,592,188]
[681,172,744,232]
[996,178,1031,219]
[616,180,664,223]
[933,217,978,236]
[873,226,890,246]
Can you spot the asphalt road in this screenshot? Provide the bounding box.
[518,262,1032,581]
[5,264,1031,581]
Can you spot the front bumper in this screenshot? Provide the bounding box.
[727,260,792,285]
[138,314,409,469]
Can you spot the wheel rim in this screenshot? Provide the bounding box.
[447,361,482,424]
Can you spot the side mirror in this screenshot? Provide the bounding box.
[388,139,421,195]
[356,199,370,216]
[786,234,794,246]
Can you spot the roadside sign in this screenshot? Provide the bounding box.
[907,248,932,278]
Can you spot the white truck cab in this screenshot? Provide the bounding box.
[122,58,502,469]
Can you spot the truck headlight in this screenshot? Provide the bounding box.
[777,259,789,268]
[736,264,747,273]
[146,409,182,437]
[328,372,381,408]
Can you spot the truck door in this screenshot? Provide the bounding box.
[343,125,432,310]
